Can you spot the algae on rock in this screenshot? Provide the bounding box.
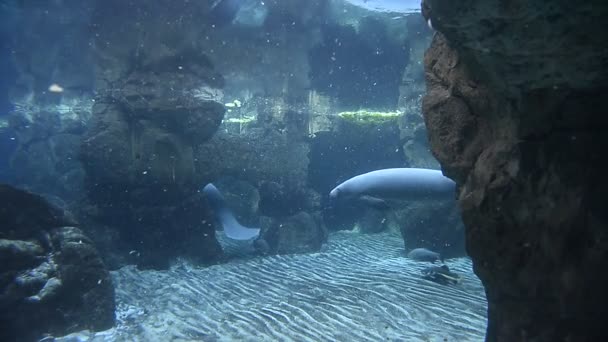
[337,109,402,125]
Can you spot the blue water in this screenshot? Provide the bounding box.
[0,30,16,182]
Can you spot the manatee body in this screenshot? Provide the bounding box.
[329,168,455,203]
[202,183,260,240]
[407,248,443,263]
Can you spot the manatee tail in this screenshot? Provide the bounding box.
[220,213,260,240]
[202,183,260,241]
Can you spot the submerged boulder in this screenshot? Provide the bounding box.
[396,199,465,258]
[260,212,327,255]
[0,184,115,342]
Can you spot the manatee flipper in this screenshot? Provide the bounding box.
[218,210,260,240]
[358,195,391,210]
[202,183,260,240]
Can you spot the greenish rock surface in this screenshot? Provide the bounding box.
[338,110,402,125]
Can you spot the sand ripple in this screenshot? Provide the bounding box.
[68,232,487,341]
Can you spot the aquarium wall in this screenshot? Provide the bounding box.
[0,0,488,341]
[1,0,606,340]
[0,0,462,271]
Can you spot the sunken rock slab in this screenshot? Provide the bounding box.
[422,0,608,340]
[0,185,115,342]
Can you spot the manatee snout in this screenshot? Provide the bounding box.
[329,188,341,200]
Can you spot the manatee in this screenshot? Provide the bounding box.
[202,183,260,240]
[407,247,443,263]
[329,168,455,203]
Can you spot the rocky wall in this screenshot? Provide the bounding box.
[422,0,608,340]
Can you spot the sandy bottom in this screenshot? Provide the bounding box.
[57,232,487,341]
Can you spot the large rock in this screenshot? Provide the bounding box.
[81,51,225,199]
[196,128,310,190]
[422,1,608,340]
[0,185,115,342]
[396,200,465,258]
[398,111,440,169]
[258,180,320,218]
[397,15,438,169]
[78,9,227,268]
[260,212,327,255]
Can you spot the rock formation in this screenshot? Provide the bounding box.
[260,212,327,255]
[0,184,115,342]
[422,0,608,340]
[78,52,225,268]
[397,200,464,258]
[196,128,310,191]
[77,0,229,269]
[398,15,439,169]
